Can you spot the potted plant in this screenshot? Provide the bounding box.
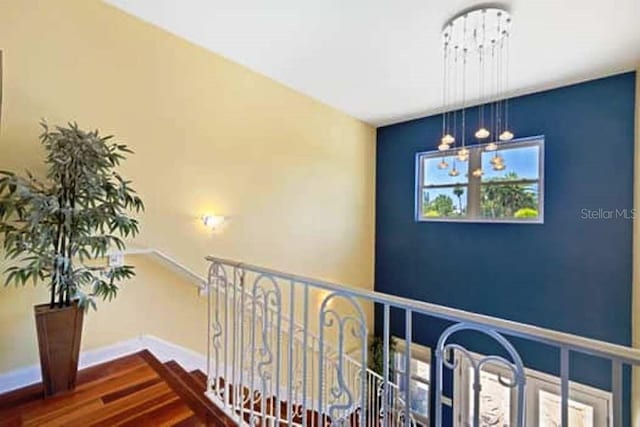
[0,122,143,396]
[367,335,397,421]
[368,334,397,377]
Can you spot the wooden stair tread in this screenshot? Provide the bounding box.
[0,349,345,426]
[163,361,234,426]
[213,376,328,427]
[140,352,234,426]
[189,370,207,392]
[110,397,197,427]
[171,415,205,427]
[0,351,233,427]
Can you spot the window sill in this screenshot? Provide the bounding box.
[416,217,544,224]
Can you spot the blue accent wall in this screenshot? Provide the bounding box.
[375,72,636,425]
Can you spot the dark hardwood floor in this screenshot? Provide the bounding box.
[0,350,235,427]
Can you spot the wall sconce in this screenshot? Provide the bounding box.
[202,214,226,230]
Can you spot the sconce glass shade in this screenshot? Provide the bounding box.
[472,168,483,177]
[202,214,225,230]
[475,128,490,139]
[499,130,514,141]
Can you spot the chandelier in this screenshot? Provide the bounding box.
[437,7,514,174]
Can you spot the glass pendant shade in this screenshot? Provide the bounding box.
[438,159,449,169]
[438,142,450,151]
[490,154,503,165]
[457,147,469,161]
[485,142,498,151]
[449,167,460,177]
[442,134,455,145]
[499,130,514,141]
[493,162,506,171]
[475,128,490,139]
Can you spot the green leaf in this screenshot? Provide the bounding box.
[0,122,143,308]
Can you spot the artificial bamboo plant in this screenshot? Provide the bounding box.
[0,122,144,310]
[369,334,397,377]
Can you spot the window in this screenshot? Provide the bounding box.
[393,340,431,425]
[467,368,512,426]
[416,137,544,223]
[453,351,611,427]
[538,390,594,427]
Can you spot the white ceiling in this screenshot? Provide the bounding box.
[105,0,640,126]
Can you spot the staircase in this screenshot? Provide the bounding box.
[0,350,234,426]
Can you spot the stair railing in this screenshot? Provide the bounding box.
[205,256,640,427]
[205,260,415,426]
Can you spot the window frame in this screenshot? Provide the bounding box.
[415,136,545,224]
[452,350,612,427]
[392,339,433,426]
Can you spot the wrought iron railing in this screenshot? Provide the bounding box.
[205,259,413,426]
[205,256,640,426]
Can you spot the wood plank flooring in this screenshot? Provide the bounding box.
[0,350,234,427]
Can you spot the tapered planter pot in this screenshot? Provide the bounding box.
[34,302,84,397]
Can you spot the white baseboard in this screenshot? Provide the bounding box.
[138,335,206,372]
[0,335,206,394]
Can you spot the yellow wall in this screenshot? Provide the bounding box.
[0,0,375,373]
[0,256,209,371]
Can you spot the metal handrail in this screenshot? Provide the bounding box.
[206,255,640,365]
[117,248,206,287]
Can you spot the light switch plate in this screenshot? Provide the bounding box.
[108,252,124,267]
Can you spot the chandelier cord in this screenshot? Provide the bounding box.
[504,23,511,133]
[461,16,468,150]
[452,46,458,145]
[447,34,453,137]
[494,12,502,136]
[435,7,514,163]
[491,40,496,140]
[478,12,485,131]
[441,40,447,139]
